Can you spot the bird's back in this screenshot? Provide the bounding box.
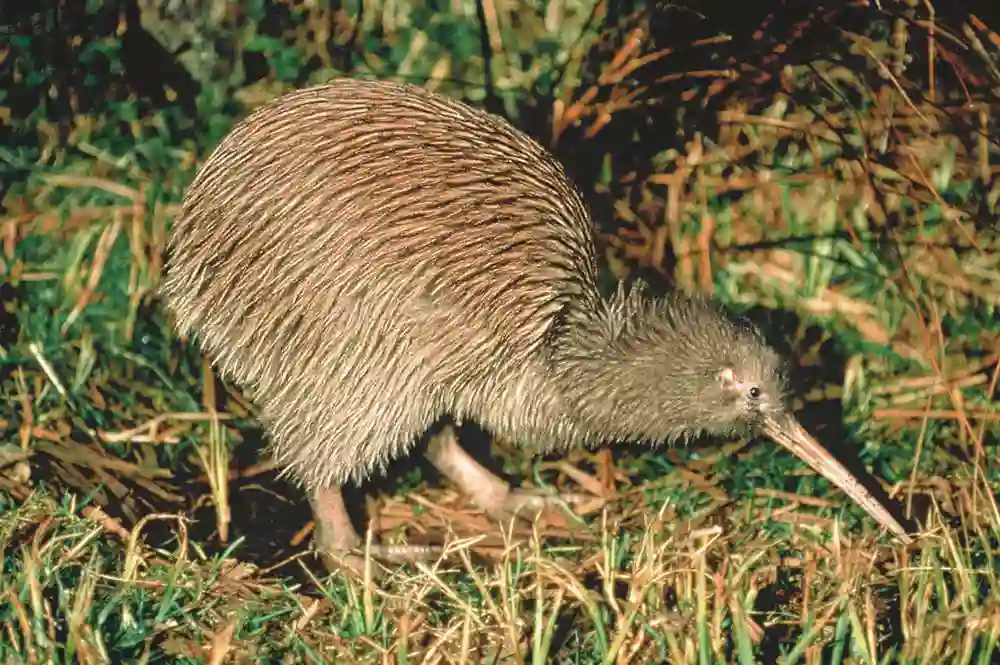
[160,79,602,482]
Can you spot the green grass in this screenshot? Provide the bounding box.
[2,0,1000,663]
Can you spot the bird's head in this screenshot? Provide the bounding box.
[560,285,911,544]
[692,325,789,436]
[580,289,791,442]
[634,292,911,543]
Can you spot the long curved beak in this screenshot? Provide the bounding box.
[761,412,912,544]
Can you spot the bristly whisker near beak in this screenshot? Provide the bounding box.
[761,412,912,544]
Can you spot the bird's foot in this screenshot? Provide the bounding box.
[314,540,444,579]
[481,486,592,525]
[309,486,443,577]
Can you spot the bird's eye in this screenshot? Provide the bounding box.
[748,386,761,399]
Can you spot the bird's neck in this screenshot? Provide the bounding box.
[551,288,711,446]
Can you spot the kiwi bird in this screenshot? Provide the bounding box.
[160,77,910,565]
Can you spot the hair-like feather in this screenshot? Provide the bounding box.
[160,78,786,490]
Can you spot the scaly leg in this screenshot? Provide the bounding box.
[308,486,441,574]
[424,425,586,523]
[309,486,362,553]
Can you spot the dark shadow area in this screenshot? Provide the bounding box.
[0,192,20,387]
[513,0,1000,278]
[753,567,802,661]
[117,0,201,117]
[0,281,18,386]
[523,606,584,663]
[1,0,201,191]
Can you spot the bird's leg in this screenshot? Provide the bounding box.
[424,425,586,522]
[309,486,362,552]
[308,486,441,574]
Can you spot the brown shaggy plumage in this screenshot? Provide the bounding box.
[159,77,909,546]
